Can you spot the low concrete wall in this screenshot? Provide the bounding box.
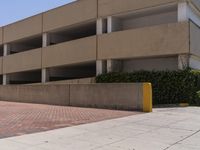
[70,84,142,110]
[0,83,152,112]
[0,85,70,106]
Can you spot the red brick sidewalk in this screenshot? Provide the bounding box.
[0,101,140,139]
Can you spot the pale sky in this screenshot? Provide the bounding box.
[0,0,75,27]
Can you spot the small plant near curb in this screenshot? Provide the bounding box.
[96,69,200,106]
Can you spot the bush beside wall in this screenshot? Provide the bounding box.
[96,70,200,105]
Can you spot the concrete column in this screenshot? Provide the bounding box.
[107,16,122,33]
[178,2,188,22]
[42,68,49,83]
[3,44,11,85]
[107,16,112,33]
[3,75,9,85]
[178,54,189,70]
[107,17,114,73]
[96,18,106,75]
[97,18,103,35]
[42,33,50,47]
[107,59,122,73]
[42,33,50,83]
[96,60,106,75]
[107,60,113,73]
[3,44,10,56]
[107,16,122,73]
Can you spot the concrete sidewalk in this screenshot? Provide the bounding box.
[1,107,200,150]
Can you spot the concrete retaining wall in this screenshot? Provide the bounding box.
[0,83,152,112]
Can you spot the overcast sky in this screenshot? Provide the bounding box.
[0,0,75,26]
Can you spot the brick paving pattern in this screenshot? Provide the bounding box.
[0,101,139,139]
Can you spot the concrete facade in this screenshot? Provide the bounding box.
[3,14,43,43]
[0,0,200,84]
[42,36,96,68]
[3,48,42,74]
[98,22,189,60]
[43,0,97,32]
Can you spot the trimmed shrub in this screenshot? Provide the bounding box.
[96,69,200,105]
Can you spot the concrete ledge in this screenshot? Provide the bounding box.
[0,83,152,112]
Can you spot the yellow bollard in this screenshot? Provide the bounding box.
[143,83,153,112]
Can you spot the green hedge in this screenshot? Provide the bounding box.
[96,69,200,105]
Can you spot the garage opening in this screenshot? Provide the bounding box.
[8,70,41,84]
[47,62,96,82]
